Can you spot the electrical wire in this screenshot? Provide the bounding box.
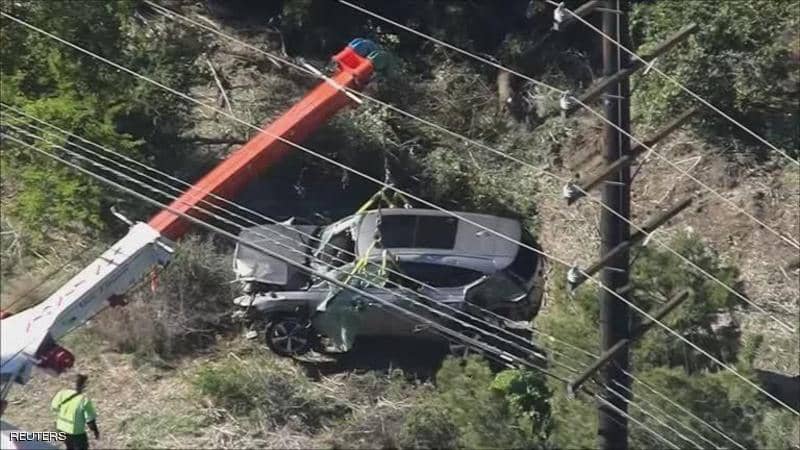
[1,110,590,376]
[4,127,704,448]
[593,391,681,450]
[3,124,587,377]
[604,383,688,450]
[543,0,800,167]
[610,379,715,450]
[141,1,798,333]
[1,126,575,377]
[0,131,568,381]
[2,10,797,416]
[536,339,745,450]
[2,109,732,448]
[622,368,747,450]
[3,122,734,447]
[337,0,800,252]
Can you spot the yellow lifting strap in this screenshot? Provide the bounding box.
[355,188,387,214]
[355,187,412,215]
[342,239,379,285]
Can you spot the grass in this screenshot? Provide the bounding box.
[191,352,351,432]
[121,413,207,449]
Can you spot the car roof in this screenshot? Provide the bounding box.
[355,208,522,272]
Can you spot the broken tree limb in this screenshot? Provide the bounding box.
[206,58,233,115]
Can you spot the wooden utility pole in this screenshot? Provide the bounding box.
[598,0,632,449]
[555,1,697,446]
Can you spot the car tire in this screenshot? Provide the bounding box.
[265,315,312,357]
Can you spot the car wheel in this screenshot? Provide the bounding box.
[448,330,481,358]
[265,315,312,357]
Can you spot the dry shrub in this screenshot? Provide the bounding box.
[92,234,236,359]
[321,370,433,449]
[192,353,350,433]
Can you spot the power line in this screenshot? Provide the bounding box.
[12,128,695,450]
[4,121,737,448]
[2,123,564,375]
[3,11,796,416]
[604,383,688,450]
[0,131,564,380]
[3,128,700,448]
[543,0,800,167]
[610,379,716,450]
[337,0,800,251]
[1,107,592,375]
[142,1,797,333]
[9,117,728,446]
[594,392,681,450]
[622,368,747,450]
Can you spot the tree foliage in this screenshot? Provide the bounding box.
[631,0,800,158]
[538,233,794,449]
[1,1,797,447]
[399,357,553,449]
[0,1,206,242]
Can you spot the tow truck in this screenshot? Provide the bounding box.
[0,38,382,449]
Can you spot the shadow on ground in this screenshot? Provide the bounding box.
[297,336,451,381]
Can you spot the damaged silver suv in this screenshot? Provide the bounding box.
[231,209,545,357]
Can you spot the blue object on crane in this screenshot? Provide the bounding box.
[348,38,379,57]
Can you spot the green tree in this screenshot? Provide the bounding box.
[400,357,553,449]
[0,1,205,243]
[538,233,794,449]
[631,0,800,159]
[631,233,744,373]
[538,233,744,373]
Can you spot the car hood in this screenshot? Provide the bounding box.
[233,224,318,287]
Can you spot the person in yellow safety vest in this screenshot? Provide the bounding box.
[50,374,99,450]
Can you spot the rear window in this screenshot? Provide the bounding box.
[378,215,458,249]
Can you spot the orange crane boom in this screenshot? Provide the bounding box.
[149,39,379,240]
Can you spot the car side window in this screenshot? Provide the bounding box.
[391,262,483,288]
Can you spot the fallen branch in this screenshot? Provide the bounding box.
[206,58,233,115]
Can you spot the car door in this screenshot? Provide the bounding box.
[381,262,486,336]
[325,260,411,337]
